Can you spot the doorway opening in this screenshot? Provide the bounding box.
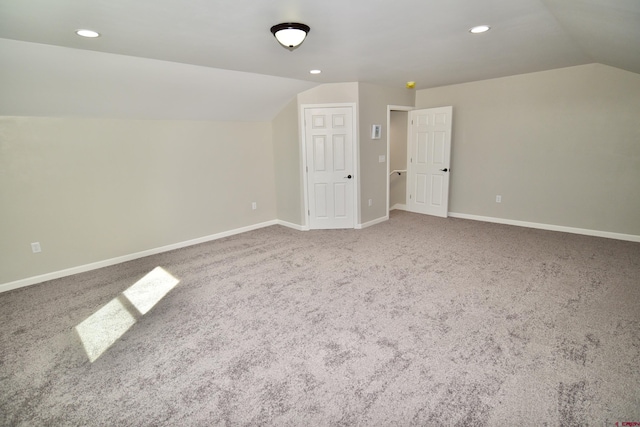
[386,105,412,216]
[386,105,453,218]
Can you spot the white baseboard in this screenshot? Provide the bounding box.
[6,213,637,294]
[356,215,389,229]
[276,220,309,231]
[448,212,640,243]
[390,203,409,211]
[0,220,279,294]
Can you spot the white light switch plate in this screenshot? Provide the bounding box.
[379,155,385,163]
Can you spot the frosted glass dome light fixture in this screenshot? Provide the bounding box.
[270,23,310,51]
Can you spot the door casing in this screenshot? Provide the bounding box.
[300,103,358,229]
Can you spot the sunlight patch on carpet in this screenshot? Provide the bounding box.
[75,267,179,362]
[123,266,180,314]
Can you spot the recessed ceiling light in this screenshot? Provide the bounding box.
[75,29,100,38]
[469,25,491,34]
[310,69,322,74]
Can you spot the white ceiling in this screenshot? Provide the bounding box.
[1,0,639,90]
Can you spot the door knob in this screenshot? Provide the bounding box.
[344,174,352,179]
[440,168,448,172]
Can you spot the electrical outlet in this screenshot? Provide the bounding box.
[31,242,42,253]
[368,199,372,207]
[496,195,502,203]
[252,202,257,210]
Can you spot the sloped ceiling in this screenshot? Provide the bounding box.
[0,0,638,120]
[541,0,640,75]
[0,39,317,121]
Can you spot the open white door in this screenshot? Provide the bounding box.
[304,106,356,229]
[407,106,452,218]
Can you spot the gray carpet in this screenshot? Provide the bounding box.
[1,211,639,426]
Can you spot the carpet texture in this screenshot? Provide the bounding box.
[1,211,639,426]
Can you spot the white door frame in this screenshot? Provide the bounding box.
[300,103,359,229]
[386,105,413,217]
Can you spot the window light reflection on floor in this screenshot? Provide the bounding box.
[75,267,179,363]
[123,266,180,315]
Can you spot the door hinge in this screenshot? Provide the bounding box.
[306,166,308,172]
[411,120,414,125]
[409,194,412,199]
[308,209,310,216]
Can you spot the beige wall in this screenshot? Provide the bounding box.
[272,83,358,226]
[389,110,408,208]
[6,63,637,287]
[0,117,276,284]
[272,98,303,225]
[297,82,359,105]
[297,82,415,225]
[358,83,414,224]
[415,64,640,235]
[297,83,359,227]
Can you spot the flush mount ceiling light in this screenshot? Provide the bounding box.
[75,29,100,38]
[270,23,310,51]
[469,25,491,34]
[310,69,321,74]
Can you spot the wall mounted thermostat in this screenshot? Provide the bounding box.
[371,124,381,139]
